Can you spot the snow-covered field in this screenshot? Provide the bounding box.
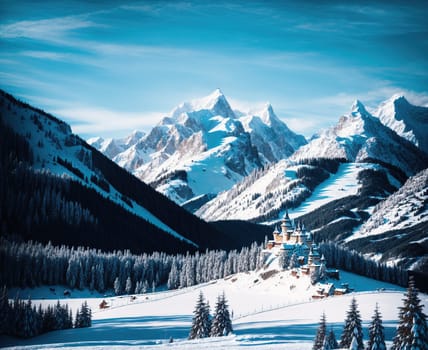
[2,268,426,350]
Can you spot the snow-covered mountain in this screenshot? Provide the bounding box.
[345,168,428,274]
[290,99,425,176]
[88,89,306,208]
[354,168,428,238]
[87,130,145,159]
[198,99,428,223]
[0,89,241,254]
[372,94,428,154]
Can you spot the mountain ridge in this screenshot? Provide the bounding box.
[372,94,428,154]
[89,90,307,208]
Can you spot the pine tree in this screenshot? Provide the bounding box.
[75,301,91,328]
[54,300,67,330]
[311,268,320,285]
[0,286,9,335]
[392,276,428,350]
[323,328,338,350]
[125,276,132,295]
[289,252,298,269]
[313,312,327,350]
[189,291,210,339]
[411,314,428,350]
[74,308,81,328]
[340,297,364,350]
[114,276,122,295]
[205,300,212,334]
[278,250,288,270]
[319,261,327,281]
[22,299,37,338]
[367,303,386,350]
[350,327,360,350]
[210,292,233,337]
[42,305,55,332]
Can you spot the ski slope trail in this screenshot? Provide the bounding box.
[288,163,369,219]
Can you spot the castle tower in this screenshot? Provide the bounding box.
[299,222,307,244]
[306,230,313,248]
[308,247,314,265]
[273,226,281,244]
[295,221,303,244]
[281,209,293,242]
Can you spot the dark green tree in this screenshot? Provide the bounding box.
[189,291,210,339]
[340,297,363,349]
[75,301,91,328]
[0,286,10,335]
[323,328,338,349]
[392,276,428,349]
[313,312,327,350]
[210,292,233,337]
[366,303,386,350]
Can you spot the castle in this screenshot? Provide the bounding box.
[264,210,331,281]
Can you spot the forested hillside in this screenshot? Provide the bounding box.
[0,89,257,254]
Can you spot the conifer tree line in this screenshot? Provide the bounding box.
[0,238,263,294]
[313,277,428,349]
[189,291,232,340]
[318,242,408,287]
[0,286,91,338]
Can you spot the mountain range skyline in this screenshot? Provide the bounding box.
[1,0,427,139]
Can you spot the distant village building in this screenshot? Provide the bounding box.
[263,210,338,284]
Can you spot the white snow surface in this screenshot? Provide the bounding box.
[371,94,428,153]
[287,163,374,220]
[3,267,422,350]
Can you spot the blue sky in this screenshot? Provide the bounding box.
[1,0,427,138]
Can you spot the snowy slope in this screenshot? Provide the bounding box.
[197,158,397,225]
[3,269,424,349]
[197,158,332,222]
[342,168,428,273]
[290,100,427,176]
[350,168,428,239]
[372,94,428,154]
[288,163,376,219]
[89,90,306,208]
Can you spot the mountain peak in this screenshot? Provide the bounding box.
[212,88,224,97]
[259,102,278,126]
[264,102,274,113]
[350,99,367,114]
[191,88,227,110]
[390,93,406,102]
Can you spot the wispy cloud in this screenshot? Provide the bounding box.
[53,106,164,137]
[0,15,99,42]
[0,71,53,90]
[315,87,428,111]
[20,50,72,61]
[285,117,326,137]
[90,42,194,58]
[228,97,268,114]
